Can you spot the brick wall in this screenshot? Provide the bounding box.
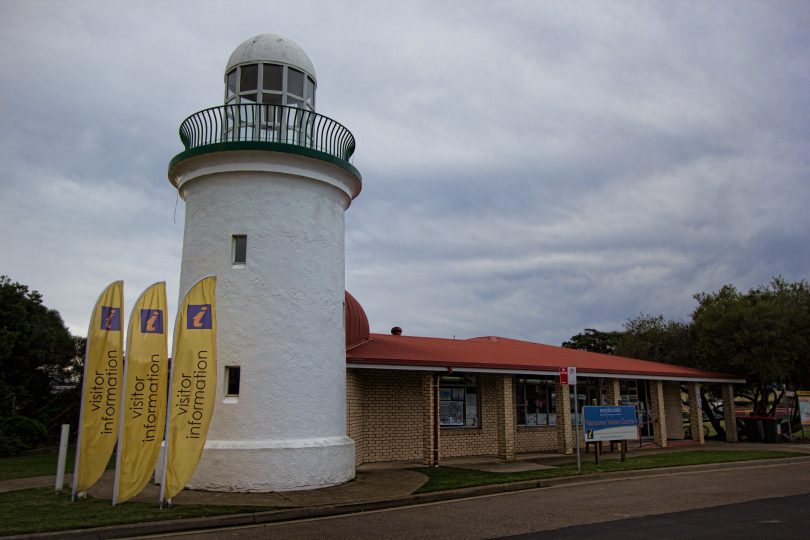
[495,375,515,459]
[515,427,558,452]
[556,383,574,454]
[663,381,685,440]
[346,370,682,464]
[346,369,364,465]
[604,379,621,406]
[421,373,435,465]
[649,380,667,447]
[722,384,738,442]
[351,369,425,463]
[687,382,704,443]
[440,374,500,458]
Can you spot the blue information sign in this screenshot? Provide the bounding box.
[583,406,638,442]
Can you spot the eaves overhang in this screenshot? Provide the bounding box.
[345,358,746,385]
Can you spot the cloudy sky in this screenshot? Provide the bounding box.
[1,0,808,346]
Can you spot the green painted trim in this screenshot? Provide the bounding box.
[168,141,362,183]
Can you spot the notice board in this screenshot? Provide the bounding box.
[583,405,638,441]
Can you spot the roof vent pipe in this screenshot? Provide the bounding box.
[391,326,402,336]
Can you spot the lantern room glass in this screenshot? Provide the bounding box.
[225,63,315,111]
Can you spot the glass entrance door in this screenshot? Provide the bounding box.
[620,379,654,440]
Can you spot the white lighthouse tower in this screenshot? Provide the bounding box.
[168,34,361,491]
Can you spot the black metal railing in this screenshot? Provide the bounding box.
[178,103,356,162]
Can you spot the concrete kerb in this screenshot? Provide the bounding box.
[7,455,810,540]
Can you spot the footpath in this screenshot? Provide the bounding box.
[3,441,810,539]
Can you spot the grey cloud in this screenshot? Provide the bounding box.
[1,0,808,348]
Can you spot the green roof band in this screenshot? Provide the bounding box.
[169,141,361,181]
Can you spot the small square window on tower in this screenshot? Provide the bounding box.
[225,366,241,396]
[232,235,247,265]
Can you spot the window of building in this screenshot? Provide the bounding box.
[232,234,247,265]
[439,374,479,427]
[263,63,283,91]
[516,377,557,426]
[226,69,237,102]
[305,76,316,108]
[571,377,599,415]
[240,64,258,91]
[262,93,283,106]
[569,378,611,426]
[620,379,641,405]
[287,68,305,99]
[225,366,241,396]
[223,63,316,111]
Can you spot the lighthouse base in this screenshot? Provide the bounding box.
[164,436,356,492]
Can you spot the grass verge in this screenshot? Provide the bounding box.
[0,487,266,535]
[0,449,75,481]
[0,448,117,481]
[414,450,804,493]
[0,450,804,535]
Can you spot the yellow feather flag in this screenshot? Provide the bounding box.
[113,282,169,505]
[160,276,217,502]
[72,281,124,499]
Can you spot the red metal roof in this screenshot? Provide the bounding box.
[347,333,744,383]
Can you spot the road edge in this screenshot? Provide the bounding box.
[6,456,810,540]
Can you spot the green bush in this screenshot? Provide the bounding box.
[0,416,49,456]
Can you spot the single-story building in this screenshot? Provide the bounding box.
[343,292,744,466]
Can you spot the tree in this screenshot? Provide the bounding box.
[561,328,622,354]
[614,314,692,366]
[565,278,810,439]
[691,277,810,417]
[613,313,730,438]
[0,276,76,419]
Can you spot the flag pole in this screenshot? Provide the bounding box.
[159,353,175,509]
[71,340,90,502]
[111,354,129,506]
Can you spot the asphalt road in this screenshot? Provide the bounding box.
[147,461,810,539]
[501,493,810,539]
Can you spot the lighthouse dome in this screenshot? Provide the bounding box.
[224,33,317,110]
[227,33,316,81]
[344,290,370,348]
